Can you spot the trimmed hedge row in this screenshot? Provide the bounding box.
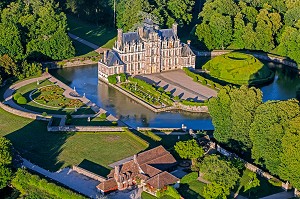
[11,169,86,199]
[181,99,207,107]
[183,67,223,89]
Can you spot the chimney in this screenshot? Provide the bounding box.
[172,22,178,35]
[187,40,191,46]
[133,154,138,164]
[117,29,123,44]
[103,50,107,63]
[114,165,120,180]
[138,26,143,38]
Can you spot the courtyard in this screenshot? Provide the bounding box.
[137,70,218,102]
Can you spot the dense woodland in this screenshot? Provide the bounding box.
[208,86,300,191]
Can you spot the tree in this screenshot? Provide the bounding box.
[243,171,260,197]
[208,86,262,151]
[249,99,300,175]
[174,139,204,166]
[0,137,13,189]
[202,182,228,199]
[279,116,300,189]
[199,155,240,191]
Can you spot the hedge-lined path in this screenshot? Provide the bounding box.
[3,73,119,122]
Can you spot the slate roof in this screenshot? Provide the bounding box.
[104,50,124,66]
[123,32,140,44]
[158,29,176,40]
[182,44,195,57]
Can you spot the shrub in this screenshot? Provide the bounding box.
[13,93,23,101]
[17,97,27,105]
[174,96,180,101]
[42,112,48,117]
[119,73,127,82]
[66,113,72,125]
[156,186,181,199]
[202,79,207,85]
[108,75,117,84]
[99,113,107,119]
[268,178,282,187]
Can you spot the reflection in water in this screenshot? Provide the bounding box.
[51,60,300,129]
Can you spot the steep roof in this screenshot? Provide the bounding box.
[181,44,195,57]
[123,32,140,44]
[97,178,118,193]
[146,171,179,189]
[104,50,124,66]
[140,164,162,178]
[136,146,177,168]
[158,29,176,40]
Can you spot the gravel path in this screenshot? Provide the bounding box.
[68,33,100,50]
[140,70,217,101]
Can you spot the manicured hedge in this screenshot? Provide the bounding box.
[182,67,222,89]
[13,93,23,101]
[11,169,86,199]
[142,131,162,142]
[181,99,207,107]
[17,96,27,105]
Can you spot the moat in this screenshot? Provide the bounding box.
[51,58,300,129]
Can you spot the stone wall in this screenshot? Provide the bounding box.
[47,125,125,132]
[0,102,51,121]
[43,58,99,70]
[100,78,209,113]
[72,165,106,182]
[194,50,299,70]
[215,144,289,190]
[137,127,183,132]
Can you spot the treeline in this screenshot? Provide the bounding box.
[0,0,74,84]
[195,0,300,64]
[208,86,300,190]
[60,0,196,31]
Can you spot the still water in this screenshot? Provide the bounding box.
[51,59,300,129]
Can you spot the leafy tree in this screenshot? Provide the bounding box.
[279,116,300,189]
[249,99,300,175]
[208,86,262,151]
[0,137,13,189]
[174,139,204,166]
[199,155,240,191]
[202,182,228,199]
[243,171,260,197]
[276,26,300,64]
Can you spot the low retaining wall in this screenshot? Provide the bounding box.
[194,50,299,70]
[43,58,99,69]
[215,144,290,190]
[99,78,209,113]
[72,165,106,182]
[0,102,51,121]
[47,125,125,132]
[137,127,183,132]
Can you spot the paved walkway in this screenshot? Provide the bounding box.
[259,191,294,199]
[68,33,99,50]
[3,73,119,123]
[22,158,101,198]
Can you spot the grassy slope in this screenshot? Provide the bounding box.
[72,39,99,57]
[0,108,147,175]
[203,52,273,85]
[67,14,116,49]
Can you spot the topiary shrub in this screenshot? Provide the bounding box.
[17,97,27,105]
[99,113,106,119]
[13,93,23,101]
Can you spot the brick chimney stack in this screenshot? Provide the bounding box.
[117,29,123,48]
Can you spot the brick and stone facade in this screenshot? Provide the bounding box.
[98,19,196,79]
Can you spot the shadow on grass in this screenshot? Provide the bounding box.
[78,159,110,177]
[5,120,74,171]
[177,184,204,199]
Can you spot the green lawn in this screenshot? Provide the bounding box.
[72,39,99,57]
[203,52,274,85]
[67,14,116,48]
[177,172,206,199]
[70,117,117,126]
[14,80,95,115]
[0,108,148,176]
